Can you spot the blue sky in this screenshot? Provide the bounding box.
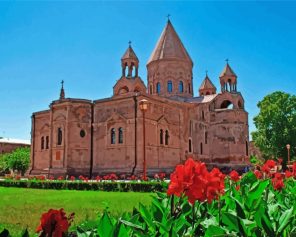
[0,1,295,140]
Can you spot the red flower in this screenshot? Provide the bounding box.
[293,162,296,177]
[57,176,64,181]
[129,175,137,180]
[167,158,196,197]
[285,170,293,178]
[229,170,240,182]
[261,165,270,174]
[36,209,74,237]
[70,176,75,181]
[159,172,166,180]
[254,170,263,179]
[272,178,284,191]
[95,176,101,181]
[261,159,277,175]
[154,173,159,179]
[272,172,284,191]
[265,160,276,168]
[277,158,283,164]
[168,159,225,204]
[49,175,54,180]
[79,175,84,180]
[235,185,240,191]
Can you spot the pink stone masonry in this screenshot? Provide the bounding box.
[29,20,249,177]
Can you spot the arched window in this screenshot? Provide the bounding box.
[165,130,169,145]
[118,127,123,144]
[220,100,234,109]
[41,136,44,150]
[200,143,203,155]
[118,86,129,95]
[205,132,208,144]
[202,111,205,120]
[156,82,161,94]
[178,81,184,93]
[167,81,173,93]
[150,85,153,94]
[111,128,116,144]
[189,139,192,153]
[160,129,163,145]
[46,136,49,149]
[57,128,62,145]
[188,83,191,94]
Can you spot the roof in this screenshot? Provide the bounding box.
[147,20,192,65]
[121,46,139,61]
[167,94,218,104]
[220,63,237,77]
[0,137,31,145]
[199,75,217,90]
[186,94,218,104]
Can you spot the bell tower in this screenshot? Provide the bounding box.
[147,20,193,98]
[199,72,216,96]
[113,43,146,96]
[219,60,237,93]
[121,41,139,78]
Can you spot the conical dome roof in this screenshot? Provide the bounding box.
[121,45,138,61]
[147,20,192,65]
[220,63,237,77]
[199,75,216,90]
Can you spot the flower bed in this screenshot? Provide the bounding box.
[1,159,296,237]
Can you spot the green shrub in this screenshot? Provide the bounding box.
[0,180,167,192]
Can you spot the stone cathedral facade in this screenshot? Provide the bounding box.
[29,20,249,177]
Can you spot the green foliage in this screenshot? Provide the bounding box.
[0,154,9,174]
[1,173,296,236]
[0,147,30,175]
[250,155,262,165]
[252,91,296,163]
[75,174,296,237]
[0,180,167,192]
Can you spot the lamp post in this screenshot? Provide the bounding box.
[139,99,148,180]
[286,144,291,165]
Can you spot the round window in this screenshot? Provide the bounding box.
[80,130,86,138]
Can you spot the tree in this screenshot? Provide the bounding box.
[0,153,9,174]
[252,91,296,165]
[1,147,30,175]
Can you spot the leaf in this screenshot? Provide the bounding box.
[234,198,246,219]
[246,180,269,209]
[204,225,226,237]
[139,203,155,232]
[120,219,145,231]
[21,229,29,237]
[277,207,294,233]
[261,210,275,237]
[117,224,129,237]
[0,229,9,237]
[97,211,114,237]
[221,213,239,232]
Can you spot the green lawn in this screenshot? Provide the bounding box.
[0,187,154,236]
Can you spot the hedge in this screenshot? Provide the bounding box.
[0,180,168,192]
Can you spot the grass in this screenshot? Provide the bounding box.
[0,187,154,236]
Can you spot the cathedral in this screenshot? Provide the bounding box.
[29,20,249,177]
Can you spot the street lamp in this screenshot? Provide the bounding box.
[139,99,148,180]
[286,144,291,165]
